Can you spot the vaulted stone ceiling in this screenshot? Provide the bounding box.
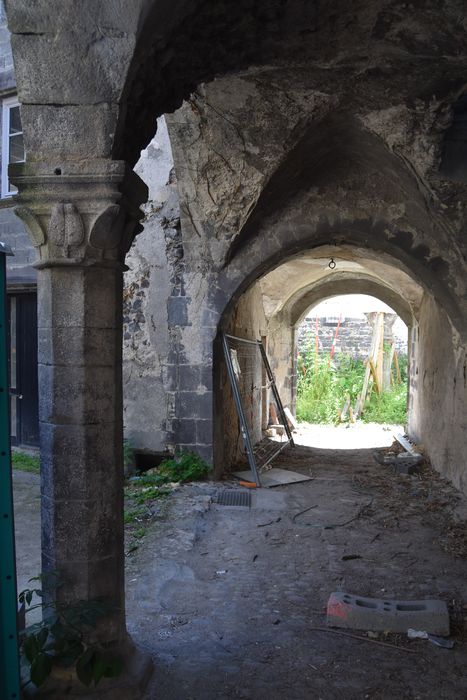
[256,246,423,326]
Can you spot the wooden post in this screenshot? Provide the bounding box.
[376,312,384,394]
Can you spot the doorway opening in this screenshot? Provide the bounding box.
[213,244,426,477]
[8,291,39,448]
[295,294,408,450]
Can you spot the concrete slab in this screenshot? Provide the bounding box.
[327,592,450,635]
[233,467,313,487]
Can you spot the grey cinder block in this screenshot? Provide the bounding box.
[327,592,450,635]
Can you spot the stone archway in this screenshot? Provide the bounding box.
[4,2,467,694]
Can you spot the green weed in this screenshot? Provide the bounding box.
[12,452,40,474]
[134,486,170,504]
[296,350,407,425]
[158,451,210,483]
[123,506,148,524]
[362,383,407,424]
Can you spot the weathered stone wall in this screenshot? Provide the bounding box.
[123,117,177,455]
[267,313,295,412]
[0,1,35,286]
[0,1,13,78]
[409,294,467,494]
[218,282,268,470]
[4,0,467,492]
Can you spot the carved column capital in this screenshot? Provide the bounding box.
[10,160,148,268]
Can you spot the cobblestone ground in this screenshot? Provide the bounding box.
[126,443,467,700]
[14,435,467,699]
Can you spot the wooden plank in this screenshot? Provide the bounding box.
[369,358,381,395]
[384,342,395,391]
[355,312,384,419]
[340,394,350,421]
[283,406,298,431]
[356,361,371,418]
[394,432,417,455]
[393,350,401,384]
[376,313,384,391]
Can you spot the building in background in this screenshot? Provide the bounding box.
[0,2,38,447]
[298,295,408,360]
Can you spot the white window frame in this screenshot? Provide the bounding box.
[2,96,24,198]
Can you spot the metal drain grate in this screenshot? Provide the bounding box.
[217,489,251,508]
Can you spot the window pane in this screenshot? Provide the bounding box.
[9,105,22,135]
[9,133,25,164]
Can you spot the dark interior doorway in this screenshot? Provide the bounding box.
[8,292,39,447]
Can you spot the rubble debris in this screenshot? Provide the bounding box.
[373,449,423,474]
[408,629,454,649]
[309,627,420,654]
[394,432,419,455]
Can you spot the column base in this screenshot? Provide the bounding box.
[22,636,153,699]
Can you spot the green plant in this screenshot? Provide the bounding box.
[361,382,407,424]
[12,451,40,474]
[296,348,408,425]
[19,575,122,690]
[134,485,170,504]
[158,451,210,483]
[296,354,365,423]
[123,505,148,524]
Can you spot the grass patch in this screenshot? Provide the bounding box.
[12,451,40,474]
[123,451,211,554]
[361,383,407,424]
[123,505,148,524]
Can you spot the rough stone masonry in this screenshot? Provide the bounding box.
[3,2,467,693]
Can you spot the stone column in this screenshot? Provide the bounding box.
[11,161,147,643]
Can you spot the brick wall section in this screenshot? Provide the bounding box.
[298,315,406,360]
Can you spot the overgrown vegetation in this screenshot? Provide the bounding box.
[12,451,40,474]
[297,348,408,425]
[124,451,210,550]
[19,574,122,690]
[158,451,210,483]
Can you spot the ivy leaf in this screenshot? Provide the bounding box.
[76,648,95,687]
[59,640,84,666]
[30,652,52,687]
[91,652,107,686]
[104,655,123,678]
[23,634,40,663]
[37,627,49,649]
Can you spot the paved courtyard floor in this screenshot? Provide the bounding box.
[13,428,467,699]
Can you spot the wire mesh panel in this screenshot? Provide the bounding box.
[222,333,294,486]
